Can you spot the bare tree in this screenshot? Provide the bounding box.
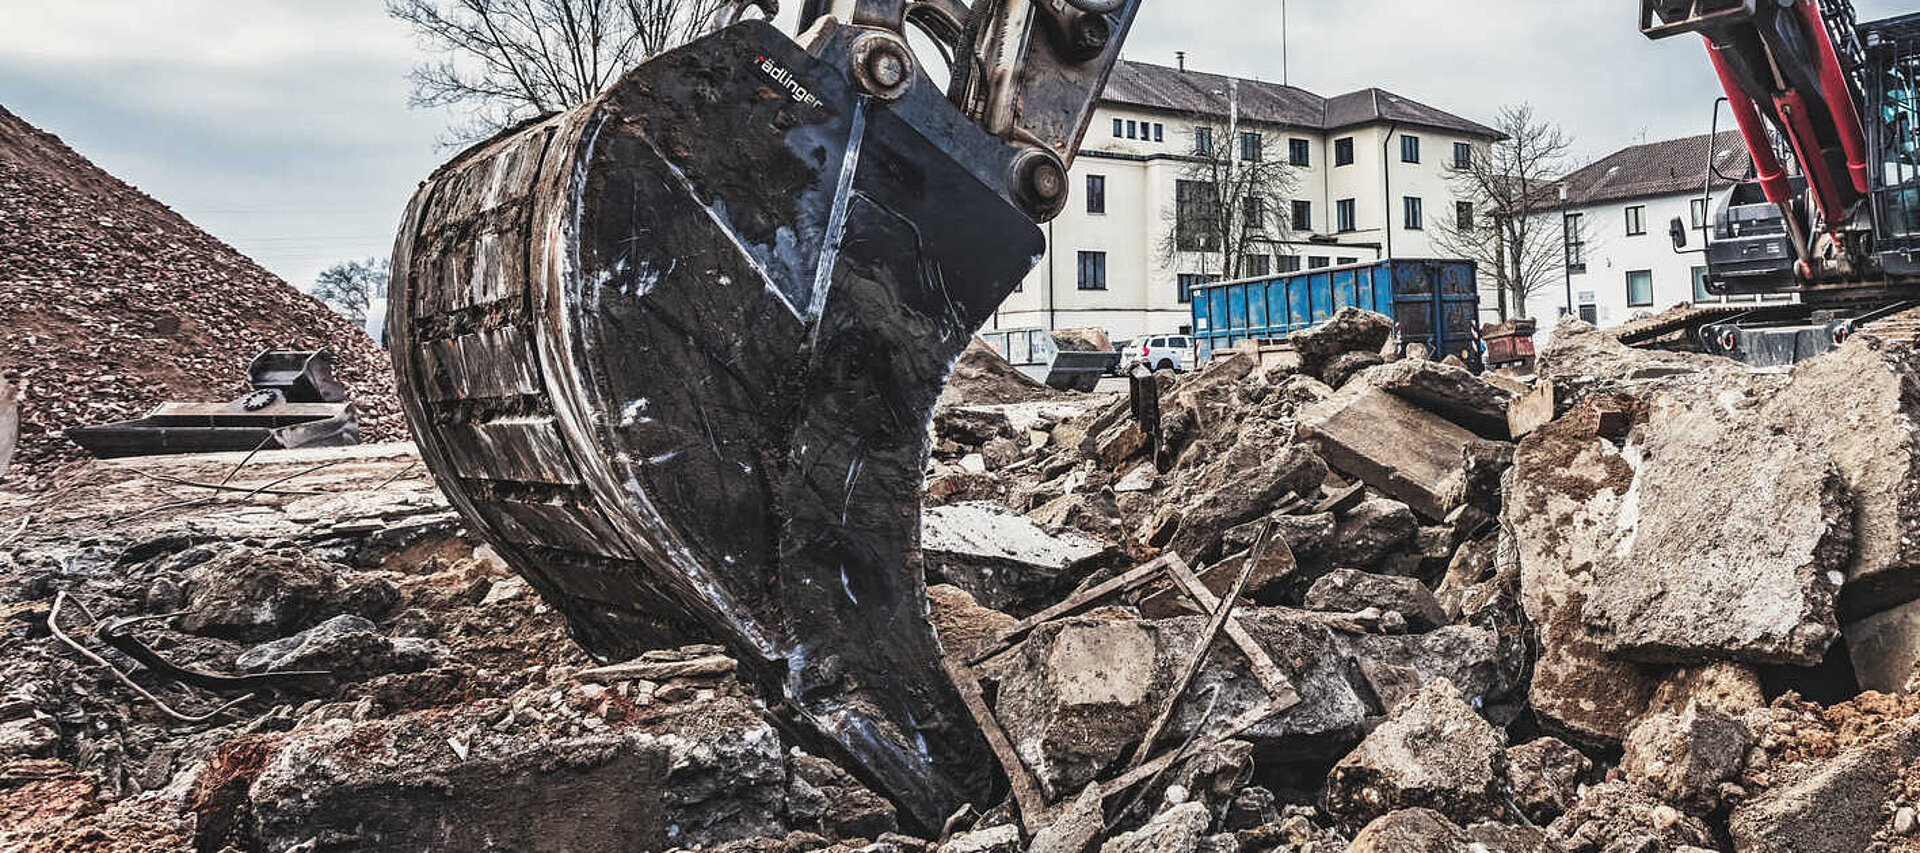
[312,258,391,330]
[1159,120,1301,283]
[1430,104,1582,321]
[389,0,729,141]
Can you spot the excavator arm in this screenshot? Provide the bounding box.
[386,0,1143,828]
[1642,0,1875,284]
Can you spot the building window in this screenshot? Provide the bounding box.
[1578,302,1598,324]
[1241,254,1271,277]
[1400,134,1421,163]
[1336,198,1357,233]
[1175,180,1219,251]
[1336,256,1359,265]
[1691,265,1713,302]
[1112,118,1122,138]
[1690,197,1709,229]
[1625,204,1647,236]
[1153,123,1164,142]
[1086,175,1106,215]
[1279,255,1302,272]
[1240,132,1263,162]
[1243,195,1266,230]
[1177,273,1218,303]
[1626,269,1653,306]
[1334,137,1354,166]
[1453,141,1473,170]
[1308,256,1331,268]
[1077,251,1107,290]
[1455,200,1474,231]
[1291,199,1312,231]
[1288,138,1311,167]
[1195,126,1214,156]
[1403,196,1423,230]
[1126,120,1137,139]
[1565,212,1586,272]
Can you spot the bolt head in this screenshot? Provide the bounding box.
[868,50,908,89]
[1030,161,1066,201]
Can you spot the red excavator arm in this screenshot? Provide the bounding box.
[1642,0,1874,281]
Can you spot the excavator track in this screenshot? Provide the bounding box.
[387,21,1049,826]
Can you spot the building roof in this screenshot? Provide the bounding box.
[1101,60,1504,139]
[1560,130,1750,206]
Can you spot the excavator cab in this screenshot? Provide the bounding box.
[386,0,1143,828]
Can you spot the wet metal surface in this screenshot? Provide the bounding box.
[388,21,1042,824]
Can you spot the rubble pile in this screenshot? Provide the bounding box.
[0,106,403,485]
[13,310,1920,850]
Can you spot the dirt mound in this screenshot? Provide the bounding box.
[940,338,1063,407]
[0,105,403,487]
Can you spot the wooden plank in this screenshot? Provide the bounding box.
[1163,554,1300,709]
[944,657,1053,832]
[969,555,1176,665]
[1122,543,1259,773]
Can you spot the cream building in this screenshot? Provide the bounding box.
[991,60,1504,342]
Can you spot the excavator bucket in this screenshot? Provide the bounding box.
[387,18,1090,825]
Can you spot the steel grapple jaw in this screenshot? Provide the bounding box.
[388,4,1140,827]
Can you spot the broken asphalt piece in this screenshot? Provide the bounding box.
[234,613,446,681]
[1728,721,1920,853]
[1345,808,1468,853]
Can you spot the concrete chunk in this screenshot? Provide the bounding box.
[922,501,1113,613]
[1505,407,1658,745]
[1325,679,1507,828]
[1581,398,1849,666]
[1361,359,1513,439]
[1298,384,1480,520]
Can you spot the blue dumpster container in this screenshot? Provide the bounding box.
[1189,259,1479,363]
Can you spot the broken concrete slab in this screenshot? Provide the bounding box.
[1505,407,1659,745]
[1619,703,1747,813]
[1298,384,1480,520]
[1581,397,1850,666]
[1325,679,1507,828]
[1163,440,1326,562]
[1361,359,1513,440]
[232,691,790,852]
[1305,569,1446,632]
[1323,351,1385,389]
[1506,379,1555,441]
[1842,598,1920,693]
[1097,801,1210,853]
[922,501,1114,614]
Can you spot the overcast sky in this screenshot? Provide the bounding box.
[1,0,1909,290]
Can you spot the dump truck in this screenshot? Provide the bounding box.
[384,0,1147,826]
